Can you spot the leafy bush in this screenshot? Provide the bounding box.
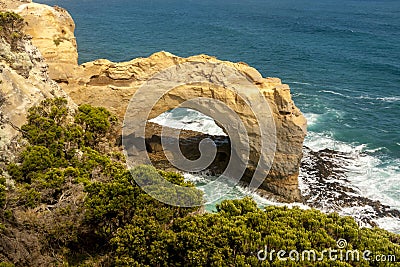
[111,198,400,266]
[84,165,200,241]
[9,98,119,209]
[74,104,117,147]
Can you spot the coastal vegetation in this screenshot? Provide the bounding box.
[0,11,24,50]
[0,98,399,266]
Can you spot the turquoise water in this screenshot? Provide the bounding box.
[37,0,400,226]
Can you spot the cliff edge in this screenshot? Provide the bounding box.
[0,28,73,167]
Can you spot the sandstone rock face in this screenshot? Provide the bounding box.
[15,2,78,83]
[0,37,73,163]
[0,0,31,11]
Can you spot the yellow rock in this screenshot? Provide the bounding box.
[15,3,79,82]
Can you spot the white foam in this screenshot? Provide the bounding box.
[374,217,400,233]
[183,173,209,184]
[290,81,312,86]
[303,113,320,126]
[364,147,387,153]
[319,90,347,98]
[305,132,400,212]
[149,108,226,136]
[356,95,374,100]
[305,131,359,153]
[184,173,239,204]
[377,96,400,102]
[356,95,400,103]
[298,169,309,193]
[339,206,376,228]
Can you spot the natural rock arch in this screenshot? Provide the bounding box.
[59,52,306,201]
[113,55,307,202]
[145,83,266,181]
[13,4,307,201]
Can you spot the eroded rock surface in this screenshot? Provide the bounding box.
[0,37,73,163]
[15,2,78,82]
[0,0,31,10]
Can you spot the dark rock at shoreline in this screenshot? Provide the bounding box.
[300,146,400,226]
[145,122,231,176]
[146,123,400,226]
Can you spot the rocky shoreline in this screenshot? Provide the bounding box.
[145,122,400,226]
[300,147,400,226]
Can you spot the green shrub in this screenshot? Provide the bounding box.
[18,187,41,208]
[75,104,117,147]
[8,98,120,208]
[0,12,25,50]
[110,198,400,266]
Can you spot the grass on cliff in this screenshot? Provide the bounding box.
[0,98,399,266]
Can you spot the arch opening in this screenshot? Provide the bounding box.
[146,107,231,176]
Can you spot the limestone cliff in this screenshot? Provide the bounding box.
[0,0,31,11]
[0,34,73,164]
[8,2,307,201]
[14,2,78,83]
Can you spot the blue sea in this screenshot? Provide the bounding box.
[37,0,400,230]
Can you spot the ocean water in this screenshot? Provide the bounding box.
[36,0,400,230]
